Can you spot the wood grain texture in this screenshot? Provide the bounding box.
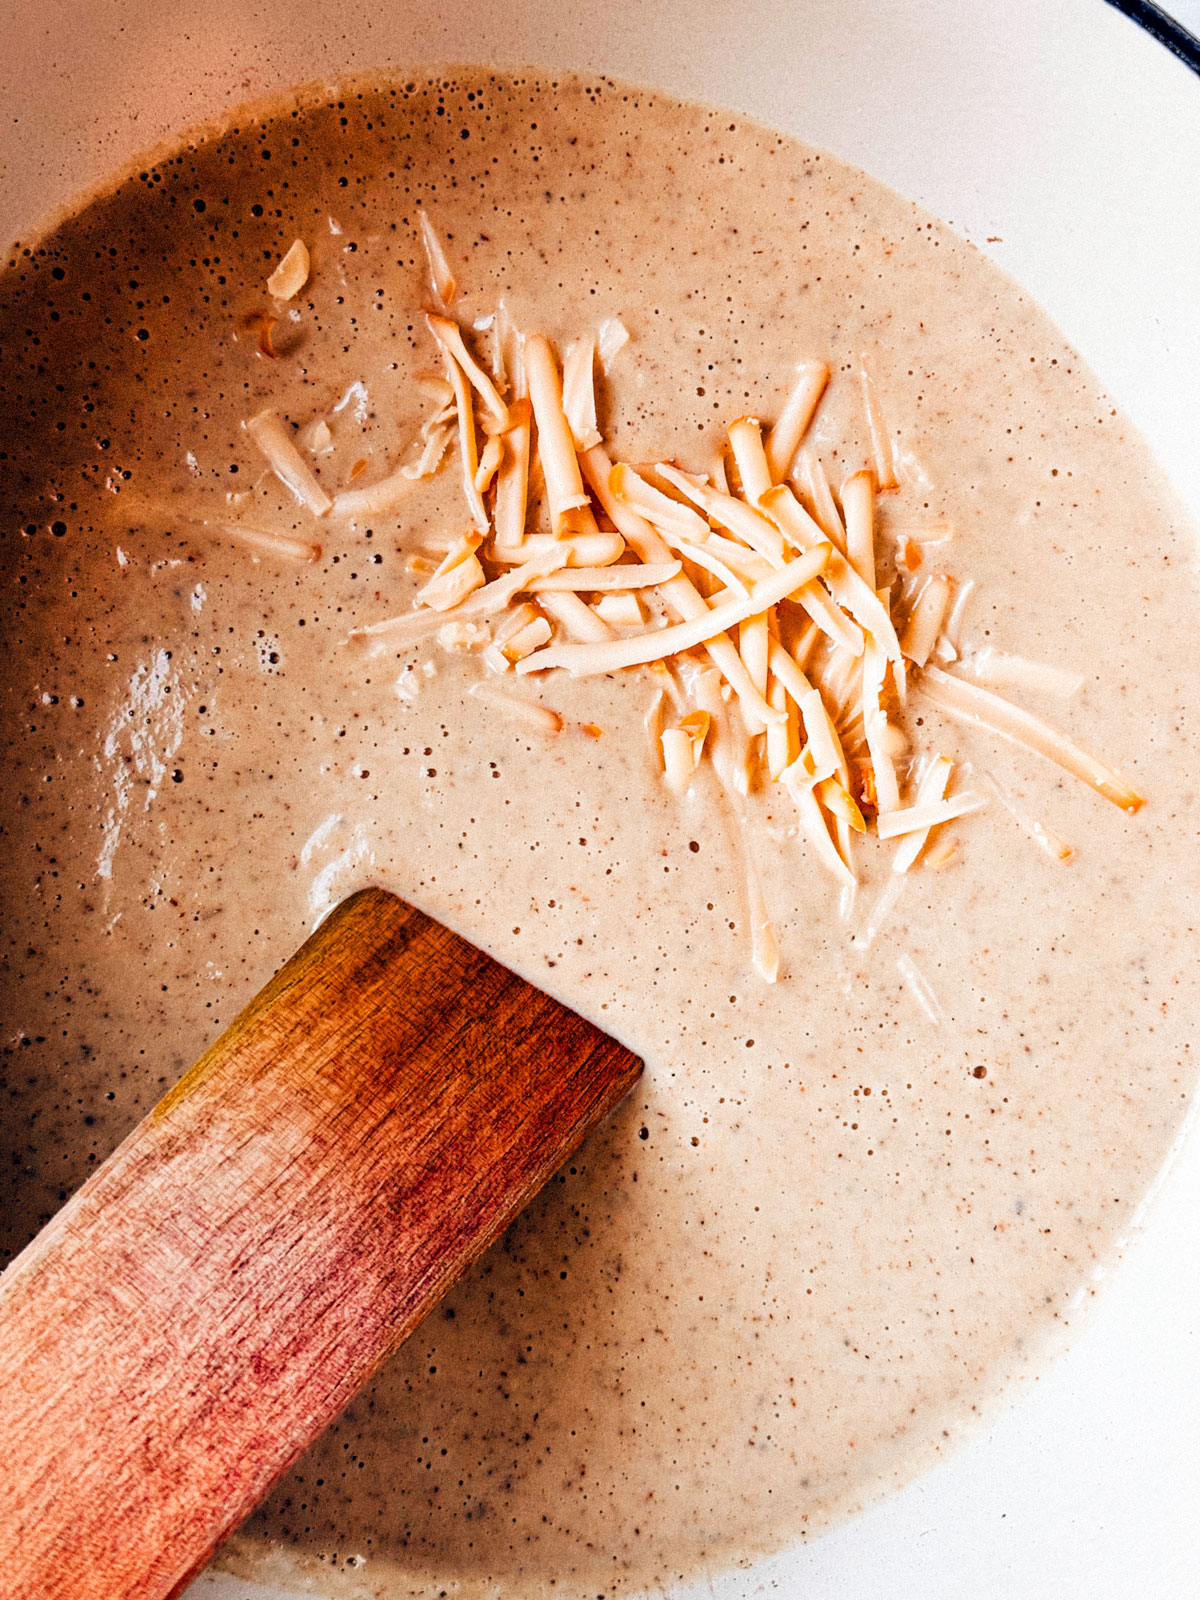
[0,887,643,1600]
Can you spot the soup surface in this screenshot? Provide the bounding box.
[1,68,1197,1599]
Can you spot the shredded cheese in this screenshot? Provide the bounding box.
[528,561,680,592]
[609,462,710,544]
[583,446,781,730]
[944,575,976,649]
[644,686,666,770]
[962,648,1085,700]
[468,681,562,733]
[896,953,945,1025]
[688,665,749,795]
[660,729,695,795]
[536,589,615,644]
[348,547,568,652]
[841,470,876,590]
[499,615,552,661]
[562,335,602,450]
[765,674,797,780]
[265,224,1145,982]
[759,486,901,662]
[875,791,987,838]
[438,619,490,651]
[657,465,786,566]
[211,519,321,564]
[493,530,625,569]
[427,314,509,433]
[516,547,830,677]
[441,342,489,534]
[983,770,1076,862]
[764,361,830,483]
[781,754,856,886]
[491,398,532,554]
[267,239,310,301]
[416,534,486,612]
[862,633,902,814]
[787,578,865,656]
[402,418,455,482]
[418,209,456,307]
[473,433,504,494]
[798,687,846,781]
[673,537,751,597]
[300,417,334,456]
[891,755,953,872]
[415,373,455,409]
[333,467,417,519]
[815,776,866,833]
[739,613,770,699]
[739,825,780,983]
[696,536,772,586]
[525,334,595,534]
[899,574,952,668]
[494,601,540,648]
[597,316,631,373]
[245,410,332,517]
[728,417,772,504]
[796,449,847,550]
[661,711,710,795]
[860,359,898,490]
[594,591,647,626]
[919,665,1143,813]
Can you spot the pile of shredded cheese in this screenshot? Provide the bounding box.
[233,221,1145,982]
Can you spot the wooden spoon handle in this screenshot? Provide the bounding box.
[0,887,642,1600]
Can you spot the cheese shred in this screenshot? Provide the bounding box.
[266,239,311,301]
[418,209,457,307]
[920,665,1144,813]
[245,410,332,517]
[764,361,830,483]
[517,548,830,677]
[299,227,1146,981]
[525,334,595,535]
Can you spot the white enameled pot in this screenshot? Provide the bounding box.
[2,3,1198,1597]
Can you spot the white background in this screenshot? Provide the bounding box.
[1167,0,1200,34]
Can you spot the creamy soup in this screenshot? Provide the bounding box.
[1,68,1197,1600]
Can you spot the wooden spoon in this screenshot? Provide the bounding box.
[0,886,642,1600]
